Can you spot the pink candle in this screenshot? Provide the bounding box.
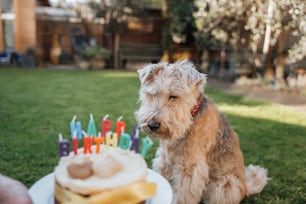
[72,131,78,155]
[101,114,112,137]
[82,131,93,154]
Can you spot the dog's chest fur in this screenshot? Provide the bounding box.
[156,96,241,183]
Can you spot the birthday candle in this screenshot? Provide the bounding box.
[106,131,118,148]
[141,136,153,158]
[116,116,126,139]
[94,132,105,154]
[58,133,70,157]
[87,114,97,136]
[72,131,78,155]
[130,125,139,153]
[102,114,112,137]
[119,133,131,150]
[82,131,93,154]
[76,121,82,139]
[70,115,77,138]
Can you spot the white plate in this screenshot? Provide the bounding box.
[29,169,172,204]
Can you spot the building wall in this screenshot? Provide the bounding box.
[0,3,3,51]
[36,19,104,64]
[14,0,36,52]
[120,9,163,45]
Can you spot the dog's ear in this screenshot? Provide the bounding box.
[195,73,207,88]
[137,64,153,84]
[174,60,207,89]
[137,63,166,84]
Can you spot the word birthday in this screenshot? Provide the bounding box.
[58,114,153,158]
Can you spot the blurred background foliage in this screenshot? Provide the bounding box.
[48,0,305,79]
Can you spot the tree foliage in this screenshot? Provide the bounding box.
[86,0,147,32]
[167,0,196,45]
[165,0,305,77]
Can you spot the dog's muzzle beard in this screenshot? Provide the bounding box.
[138,116,176,140]
[143,117,191,141]
[136,106,172,139]
[147,119,160,132]
[143,119,170,139]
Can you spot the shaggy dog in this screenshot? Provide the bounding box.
[135,60,268,204]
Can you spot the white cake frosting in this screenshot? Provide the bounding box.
[54,145,147,195]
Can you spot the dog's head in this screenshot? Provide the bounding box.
[135,60,207,141]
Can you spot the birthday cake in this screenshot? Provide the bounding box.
[54,145,156,204]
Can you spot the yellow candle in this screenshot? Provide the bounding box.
[106,131,118,148]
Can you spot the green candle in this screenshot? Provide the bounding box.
[119,133,131,150]
[87,114,97,136]
[141,136,153,157]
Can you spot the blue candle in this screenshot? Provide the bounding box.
[70,115,77,138]
[76,121,82,139]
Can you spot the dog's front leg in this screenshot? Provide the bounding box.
[152,145,173,180]
[172,161,209,204]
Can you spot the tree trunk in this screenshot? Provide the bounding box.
[161,0,173,63]
[251,43,259,77]
[114,32,120,69]
[275,31,285,81]
[264,45,275,81]
[218,44,226,78]
[262,0,274,81]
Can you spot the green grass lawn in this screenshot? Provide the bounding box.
[0,68,305,203]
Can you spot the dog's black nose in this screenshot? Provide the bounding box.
[148,120,160,131]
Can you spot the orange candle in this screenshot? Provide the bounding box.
[116,116,126,139]
[94,132,105,153]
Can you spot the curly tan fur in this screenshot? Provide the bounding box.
[135,60,268,204]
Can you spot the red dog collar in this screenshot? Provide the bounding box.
[191,97,203,117]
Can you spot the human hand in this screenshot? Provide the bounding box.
[0,174,32,204]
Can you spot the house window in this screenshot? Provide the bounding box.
[1,0,15,48]
[1,0,13,13]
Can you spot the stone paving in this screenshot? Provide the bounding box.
[207,78,306,113]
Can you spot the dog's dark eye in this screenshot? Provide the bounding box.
[169,95,178,100]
